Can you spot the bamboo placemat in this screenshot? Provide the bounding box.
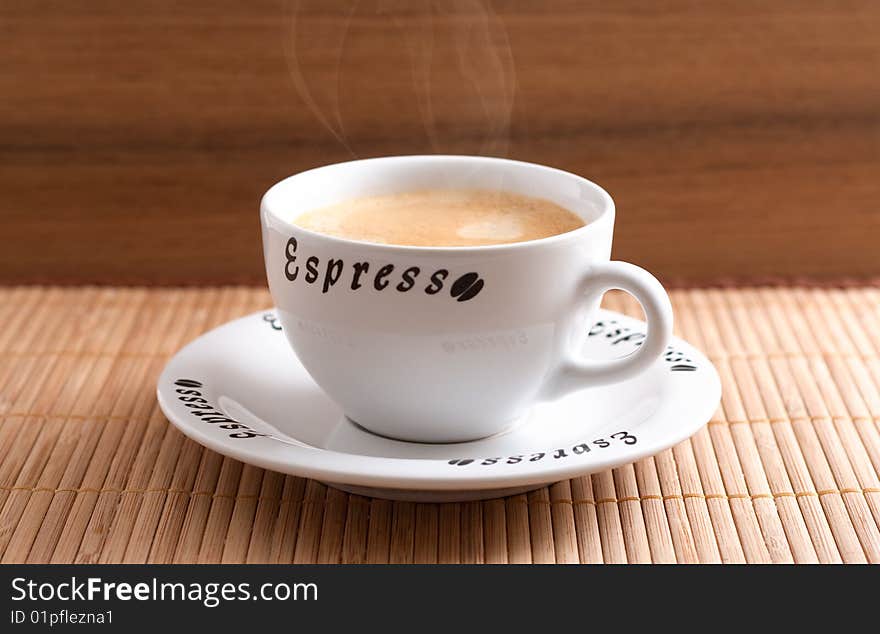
[1,285,879,563]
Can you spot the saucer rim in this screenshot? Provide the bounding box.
[157,309,721,491]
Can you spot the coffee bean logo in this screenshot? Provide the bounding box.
[174,379,203,388]
[450,272,484,302]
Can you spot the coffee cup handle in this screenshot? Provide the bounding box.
[541,261,673,401]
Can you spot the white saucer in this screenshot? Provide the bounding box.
[157,309,720,501]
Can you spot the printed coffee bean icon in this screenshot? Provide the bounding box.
[174,379,203,389]
[450,272,484,302]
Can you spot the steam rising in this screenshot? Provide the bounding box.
[285,0,516,156]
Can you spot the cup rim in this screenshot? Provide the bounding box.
[260,155,615,254]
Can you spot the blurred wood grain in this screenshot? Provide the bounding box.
[2,1,879,284]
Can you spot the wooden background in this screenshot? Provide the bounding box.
[2,1,879,285]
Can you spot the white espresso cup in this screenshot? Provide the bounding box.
[261,156,673,443]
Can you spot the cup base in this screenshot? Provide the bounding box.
[346,413,529,445]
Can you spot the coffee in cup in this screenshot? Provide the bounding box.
[292,189,586,247]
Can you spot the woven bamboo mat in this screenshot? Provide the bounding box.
[1,286,880,563]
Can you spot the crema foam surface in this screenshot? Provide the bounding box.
[292,189,585,247]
